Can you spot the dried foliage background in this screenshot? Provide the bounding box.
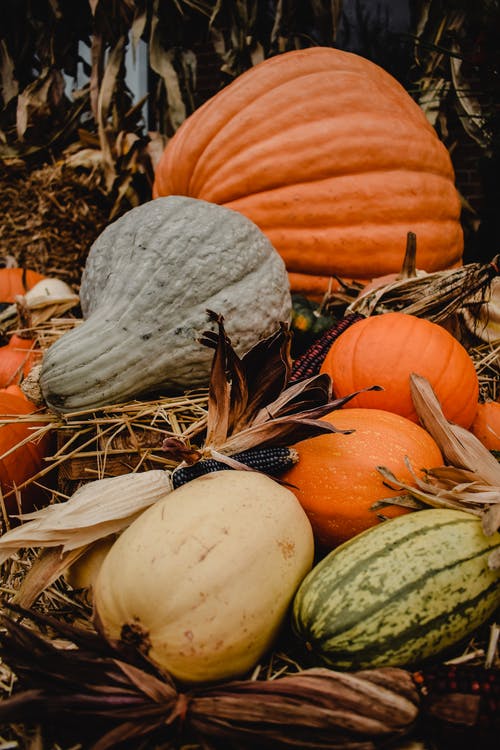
[0,0,499,277]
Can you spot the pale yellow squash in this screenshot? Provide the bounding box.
[93,470,314,684]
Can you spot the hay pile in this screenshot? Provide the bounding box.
[0,161,116,288]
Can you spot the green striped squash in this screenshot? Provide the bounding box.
[292,509,500,670]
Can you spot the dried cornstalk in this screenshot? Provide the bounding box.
[0,606,419,750]
[346,255,500,323]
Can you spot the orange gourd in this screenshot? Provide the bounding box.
[320,312,479,429]
[282,408,443,549]
[469,400,500,451]
[153,47,463,297]
[0,388,51,517]
[0,334,40,387]
[0,267,46,304]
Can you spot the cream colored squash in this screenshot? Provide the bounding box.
[65,536,117,591]
[93,470,314,684]
[39,196,291,413]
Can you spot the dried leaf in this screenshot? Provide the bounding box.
[96,36,126,189]
[410,373,500,485]
[232,323,291,431]
[16,67,66,140]
[375,464,482,515]
[0,470,172,564]
[203,311,232,447]
[347,256,499,323]
[149,4,186,130]
[0,39,18,105]
[0,608,419,749]
[13,546,85,608]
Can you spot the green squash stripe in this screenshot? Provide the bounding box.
[300,538,499,638]
[294,515,490,628]
[316,576,500,669]
[292,510,500,670]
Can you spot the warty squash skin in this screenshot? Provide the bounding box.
[93,470,314,684]
[153,47,463,296]
[39,196,291,412]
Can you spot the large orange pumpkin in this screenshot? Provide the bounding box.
[0,388,51,518]
[469,400,500,451]
[282,408,443,549]
[320,312,479,428]
[153,47,463,297]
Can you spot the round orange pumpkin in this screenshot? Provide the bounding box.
[281,408,443,549]
[153,47,463,297]
[0,267,46,304]
[320,312,479,428]
[469,400,500,451]
[0,388,51,517]
[0,334,39,387]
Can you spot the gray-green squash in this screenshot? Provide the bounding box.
[40,196,291,413]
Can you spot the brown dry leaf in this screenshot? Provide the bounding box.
[198,314,378,456]
[202,311,232,447]
[149,4,186,131]
[0,607,419,749]
[347,254,499,324]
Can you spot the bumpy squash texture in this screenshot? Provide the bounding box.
[153,47,463,296]
[40,197,291,412]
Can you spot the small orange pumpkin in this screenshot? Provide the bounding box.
[469,400,500,451]
[320,312,479,428]
[0,267,46,304]
[0,334,39,388]
[0,388,51,517]
[281,408,443,549]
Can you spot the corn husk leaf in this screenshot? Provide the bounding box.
[409,373,500,484]
[0,470,173,565]
[173,311,382,457]
[12,546,86,608]
[375,374,500,568]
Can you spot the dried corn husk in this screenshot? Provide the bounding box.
[346,258,499,324]
[375,373,500,569]
[0,469,172,563]
[0,606,420,749]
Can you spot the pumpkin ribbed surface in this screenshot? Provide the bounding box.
[153,47,463,295]
[320,312,479,428]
